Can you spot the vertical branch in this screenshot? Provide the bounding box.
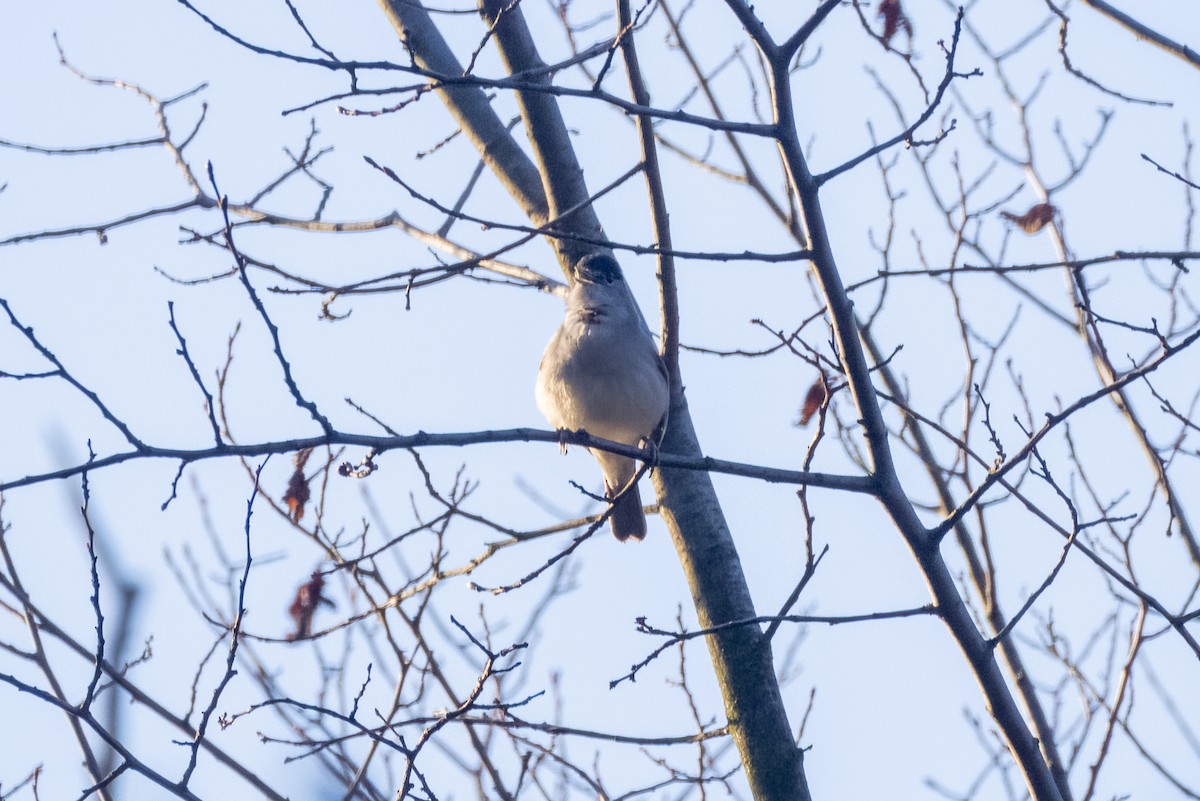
[167,301,223,448]
[80,469,107,713]
[1080,604,1148,801]
[614,0,680,384]
[0,500,113,801]
[478,0,607,272]
[180,458,266,787]
[658,0,803,247]
[618,4,811,800]
[863,331,1075,800]
[746,6,1069,800]
[376,0,550,224]
[953,11,1200,566]
[208,164,334,437]
[1026,168,1200,567]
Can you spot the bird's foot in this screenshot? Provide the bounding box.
[639,436,661,473]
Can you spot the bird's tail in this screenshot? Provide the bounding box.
[606,480,647,541]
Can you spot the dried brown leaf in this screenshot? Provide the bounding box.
[1000,203,1057,234]
[282,448,313,523]
[287,570,328,642]
[797,375,829,427]
[878,0,913,48]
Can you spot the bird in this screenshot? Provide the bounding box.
[535,253,670,541]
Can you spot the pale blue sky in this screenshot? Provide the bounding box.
[2,2,1199,799]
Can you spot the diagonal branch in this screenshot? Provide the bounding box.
[0,298,147,450]
[479,0,607,272]
[816,9,979,186]
[377,0,550,223]
[1081,0,1200,69]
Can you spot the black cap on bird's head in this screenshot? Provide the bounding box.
[574,253,623,285]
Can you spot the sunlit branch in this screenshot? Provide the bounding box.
[1080,0,1200,69]
[613,605,939,687]
[816,9,980,186]
[1,426,876,495]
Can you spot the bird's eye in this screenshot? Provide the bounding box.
[577,254,622,284]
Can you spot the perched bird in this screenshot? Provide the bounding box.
[536,253,670,541]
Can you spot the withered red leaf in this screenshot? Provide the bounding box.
[287,570,327,642]
[797,375,828,427]
[282,448,313,523]
[878,0,913,48]
[1000,203,1057,234]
